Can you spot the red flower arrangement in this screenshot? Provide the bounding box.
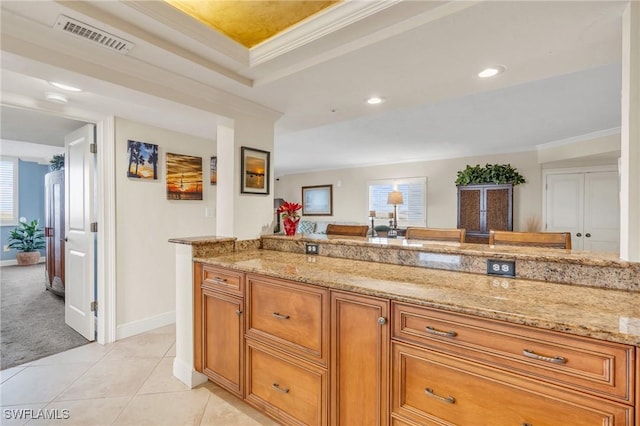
[277,201,302,236]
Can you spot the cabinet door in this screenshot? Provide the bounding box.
[484,185,512,233]
[392,342,632,426]
[457,187,482,234]
[202,288,243,397]
[331,291,389,426]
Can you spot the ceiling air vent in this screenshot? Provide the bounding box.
[54,15,134,54]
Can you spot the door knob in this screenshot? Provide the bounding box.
[576,233,582,237]
[585,233,591,238]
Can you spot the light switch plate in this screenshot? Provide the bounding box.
[487,259,516,277]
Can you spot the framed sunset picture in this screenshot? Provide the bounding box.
[127,140,158,180]
[240,146,270,195]
[166,153,203,200]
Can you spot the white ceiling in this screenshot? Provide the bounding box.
[0,0,627,175]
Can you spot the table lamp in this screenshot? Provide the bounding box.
[273,198,285,233]
[387,191,404,230]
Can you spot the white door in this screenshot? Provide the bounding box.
[583,172,619,253]
[545,173,584,250]
[65,124,96,341]
[545,171,619,253]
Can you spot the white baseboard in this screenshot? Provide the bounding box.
[116,310,176,340]
[0,257,46,267]
[173,357,207,389]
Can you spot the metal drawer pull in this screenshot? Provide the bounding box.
[424,388,455,404]
[272,312,290,320]
[425,326,457,338]
[272,383,289,393]
[213,277,228,284]
[522,423,533,426]
[523,349,566,364]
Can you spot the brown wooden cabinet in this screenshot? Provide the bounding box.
[194,263,245,397]
[457,183,512,243]
[331,291,389,426]
[391,301,636,426]
[194,263,637,426]
[245,273,330,425]
[391,342,632,426]
[44,170,65,295]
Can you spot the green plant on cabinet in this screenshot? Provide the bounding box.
[455,163,526,186]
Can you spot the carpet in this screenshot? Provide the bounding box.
[1,263,88,370]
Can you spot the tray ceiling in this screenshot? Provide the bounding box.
[164,0,339,48]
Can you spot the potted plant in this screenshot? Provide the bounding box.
[455,163,526,186]
[49,154,65,171]
[277,201,302,236]
[8,218,45,265]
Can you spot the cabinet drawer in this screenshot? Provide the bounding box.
[201,264,243,296]
[392,342,633,426]
[392,302,634,403]
[245,339,327,426]
[246,274,329,365]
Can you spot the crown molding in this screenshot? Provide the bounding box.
[250,0,401,66]
[536,127,621,150]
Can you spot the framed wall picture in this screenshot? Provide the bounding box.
[240,146,270,195]
[210,156,217,185]
[127,140,158,180]
[302,184,333,216]
[166,153,203,200]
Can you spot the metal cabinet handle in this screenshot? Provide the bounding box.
[378,317,387,325]
[272,312,290,320]
[235,310,242,316]
[576,233,582,237]
[522,423,533,426]
[523,349,566,364]
[424,388,455,404]
[585,233,591,238]
[425,326,457,338]
[272,383,289,393]
[213,277,228,284]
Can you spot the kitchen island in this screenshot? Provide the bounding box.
[171,234,640,425]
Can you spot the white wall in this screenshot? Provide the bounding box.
[114,117,216,336]
[275,151,541,231]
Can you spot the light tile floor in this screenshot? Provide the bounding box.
[0,325,277,425]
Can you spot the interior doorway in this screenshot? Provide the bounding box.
[0,106,97,369]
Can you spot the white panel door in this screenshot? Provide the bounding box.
[583,172,620,253]
[65,124,96,341]
[545,173,584,250]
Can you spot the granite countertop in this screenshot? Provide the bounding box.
[169,236,236,245]
[195,249,640,346]
[261,234,637,268]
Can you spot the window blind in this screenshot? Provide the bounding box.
[0,156,18,225]
[367,177,427,227]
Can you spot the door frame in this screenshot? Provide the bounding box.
[96,117,117,344]
[541,165,619,247]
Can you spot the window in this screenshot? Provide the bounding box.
[367,177,427,227]
[0,156,18,226]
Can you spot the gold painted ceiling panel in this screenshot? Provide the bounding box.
[165,1,339,48]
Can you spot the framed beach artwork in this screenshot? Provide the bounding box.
[302,184,333,215]
[210,156,217,185]
[166,153,203,200]
[127,140,158,180]
[240,146,270,195]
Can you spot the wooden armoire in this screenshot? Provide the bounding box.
[457,184,513,244]
[45,169,65,296]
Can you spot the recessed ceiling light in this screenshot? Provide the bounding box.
[366,96,386,105]
[48,81,82,92]
[477,65,506,79]
[45,93,68,104]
